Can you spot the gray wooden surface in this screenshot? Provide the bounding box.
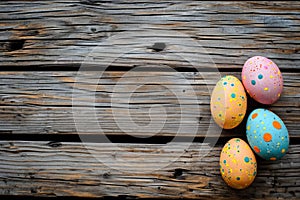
[0,71,299,138]
[0,1,299,199]
[0,141,299,199]
[0,1,299,69]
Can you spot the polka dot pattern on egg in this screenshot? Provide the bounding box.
[210,75,247,129]
[246,108,289,161]
[242,56,283,105]
[220,138,257,189]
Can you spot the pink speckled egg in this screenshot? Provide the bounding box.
[242,56,283,105]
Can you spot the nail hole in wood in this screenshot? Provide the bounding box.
[173,168,183,179]
[103,172,111,179]
[7,39,25,51]
[90,27,97,33]
[30,188,37,194]
[150,42,166,52]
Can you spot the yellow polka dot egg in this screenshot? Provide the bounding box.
[210,75,247,129]
[246,108,289,161]
[220,138,257,189]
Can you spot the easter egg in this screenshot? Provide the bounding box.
[220,138,257,189]
[210,75,247,129]
[246,109,289,161]
[242,56,283,105]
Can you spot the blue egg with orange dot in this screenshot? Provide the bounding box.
[246,108,289,161]
[220,138,257,189]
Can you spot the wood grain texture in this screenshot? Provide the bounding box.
[0,1,299,69]
[0,141,299,199]
[0,1,299,199]
[0,71,299,138]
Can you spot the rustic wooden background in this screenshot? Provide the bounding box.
[0,1,299,199]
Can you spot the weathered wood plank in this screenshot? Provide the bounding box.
[0,1,299,69]
[0,71,299,138]
[0,141,299,199]
[0,1,299,200]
